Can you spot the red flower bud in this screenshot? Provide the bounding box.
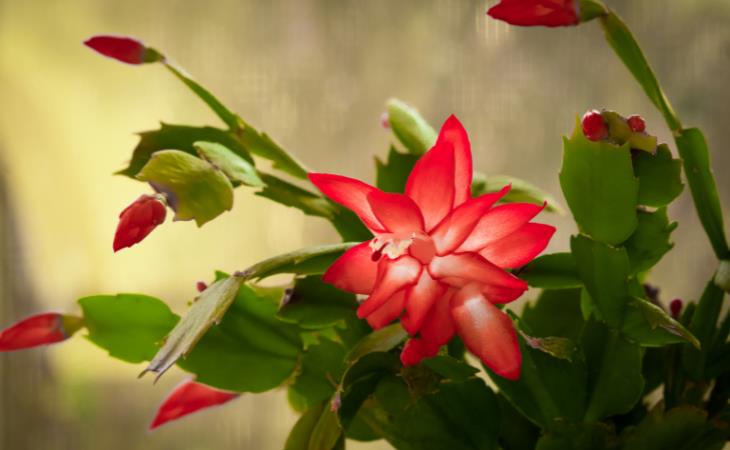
[113,195,167,252]
[0,313,82,351]
[84,35,160,65]
[581,110,609,141]
[669,298,682,319]
[487,0,579,28]
[196,282,208,293]
[627,115,646,133]
[150,381,238,430]
[379,112,390,130]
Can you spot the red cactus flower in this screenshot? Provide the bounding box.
[309,115,554,380]
[84,35,160,65]
[113,194,167,252]
[0,313,82,351]
[581,109,609,141]
[150,380,238,430]
[627,115,646,133]
[487,0,579,28]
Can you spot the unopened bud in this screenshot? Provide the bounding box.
[379,112,390,129]
[581,110,608,141]
[669,299,682,319]
[113,194,167,252]
[196,282,208,293]
[627,115,646,133]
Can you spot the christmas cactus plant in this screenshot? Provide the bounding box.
[3,1,730,449]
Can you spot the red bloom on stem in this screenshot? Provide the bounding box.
[309,115,554,380]
[0,313,82,351]
[84,35,152,65]
[627,115,646,133]
[150,380,238,430]
[581,109,608,141]
[113,194,167,252]
[487,0,579,27]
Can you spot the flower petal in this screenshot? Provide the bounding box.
[150,380,238,430]
[405,142,455,231]
[367,190,424,233]
[322,242,378,294]
[436,115,473,206]
[419,290,456,354]
[308,173,384,232]
[451,285,521,380]
[458,202,545,252]
[487,0,579,28]
[401,338,432,366]
[429,253,528,300]
[113,194,167,252]
[84,35,150,65]
[366,290,406,330]
[400,271,446,335]
[480,223,556,269]
[357,257,422,318]
[0,313,79,351]
[430,187,510,255]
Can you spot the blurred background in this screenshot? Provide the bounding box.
[0,0,729,448]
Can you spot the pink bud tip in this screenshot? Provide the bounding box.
[0,313,79,351]
[487,0,579,28]
[84,35,150,65]
[379,112,390,130]
[196,282,208,293]
[627,115,646,133]
[581,110,609,141]
[670,299,682,319]
[150,381,238,430]
[113,195,167,252]
[330,393,342,412]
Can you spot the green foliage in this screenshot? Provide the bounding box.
[519,253,582,290]
[78,294,179,363]
[624,208,676,274]
[277,276,358,329]
[622,296,698,348]
[622,405,726,450]
[535,423,618,450]
[256,173,337,218]
[633,144,683,207]
[386,98,437,155]
[285,402,343,450]
[560,130,639,244]
[194,141,264,187]
[375,146,419,193]
[119,123,253,178]
[472,173,565,214]
[137,149,234,226]
[235,119,310,179]
[683,281,725,380]
[521,288,584,341]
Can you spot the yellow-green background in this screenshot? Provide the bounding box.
[0,0,728,448]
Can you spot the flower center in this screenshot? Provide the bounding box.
[369,232,435,264]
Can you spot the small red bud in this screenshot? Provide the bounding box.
[487,0,579,27]
[196,282,208,293]
[113,195,167,252]
[150,381,238,430]
[84,35,152,65]
[0,313,82,351]
[669,299,683,319]
[330,392,342,412]
[627,115,646,133]
[380,112,390,129]
[581,110,609,141]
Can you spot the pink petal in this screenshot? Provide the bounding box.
[480,223,556,269]
[428,253,527,299]
[430,187,510,255]
[419,290,456,354]
[405,142,455,231]
[367,190,424,233]
[308,173,384,232]
[436,115,473,206]
[322,242,378,294]
[400,271,446,335]
[150,380,238,430]
[451,286,521,380]
[357,257,422,318]
[458,202,545,252]
[366,290,406,329]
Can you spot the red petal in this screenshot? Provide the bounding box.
[308,173,384,232]
[451,286,521,380]
[401,338,431,366]
[113,195,167,252]
[405,142,455,231]
[480,223,555,268]
[322,242,379,294]
[366,290,406,329]
[429,253,527,300]
[458,202,544,252]
[367,190,425,233]
[430,187,510,255]
[400,271,446,335]
[84,35,149,65]
[487,0,579,28]
[436,115,473,206]
[150,380,238,430]
[0,313,75,351]
[419,290,456,354]
[357,257,422,318]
